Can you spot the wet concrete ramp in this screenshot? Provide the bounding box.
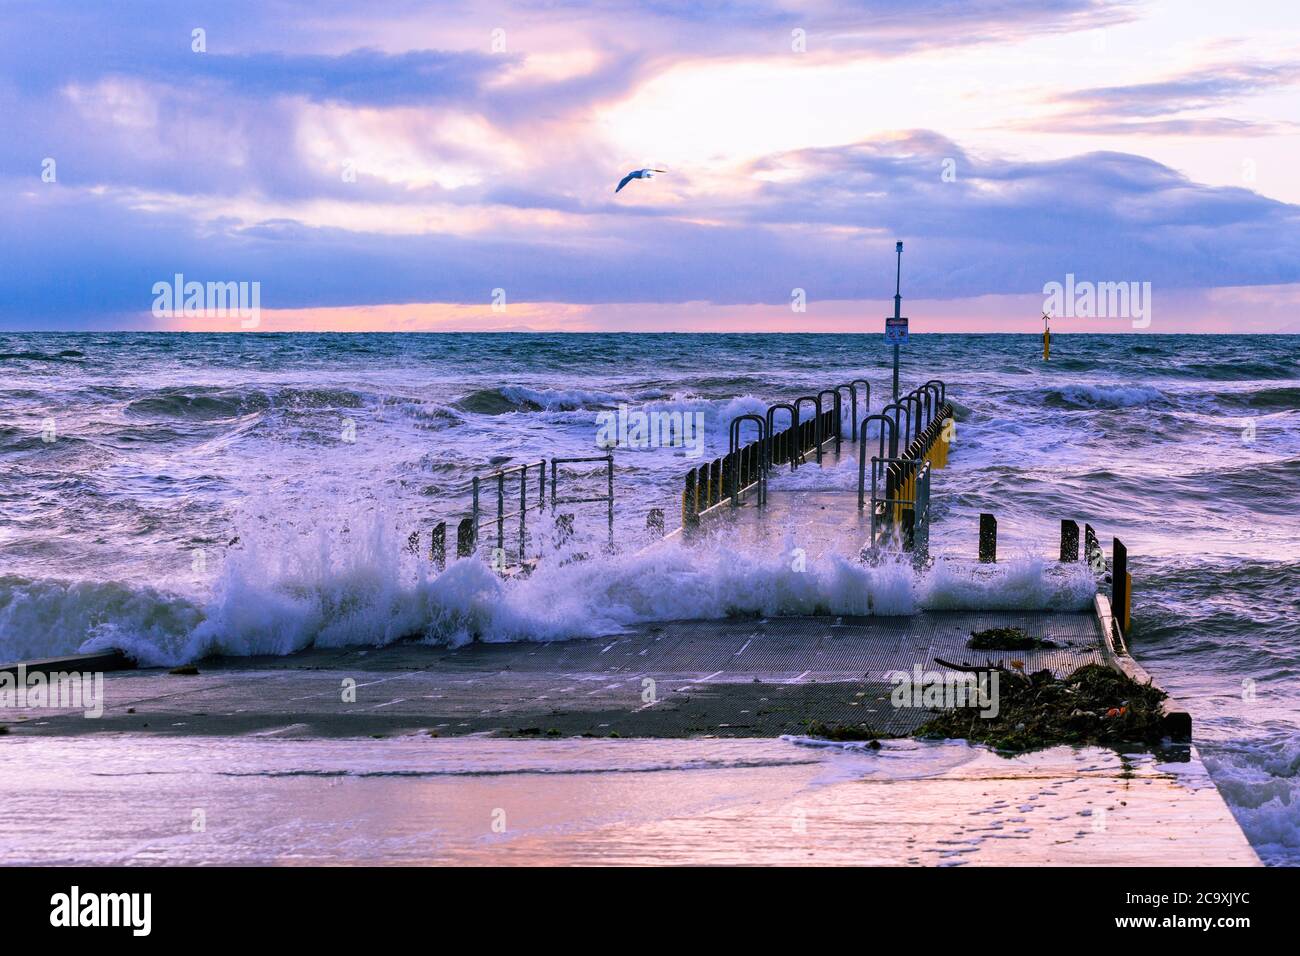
[6,611,1104,740]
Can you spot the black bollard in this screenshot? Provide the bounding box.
[1060,520,1079,562]
[431,521,446,571]
[1113,538,1130,636]
[456,517,476,558]
[978,513,997,563]
[1084,523,1102,572]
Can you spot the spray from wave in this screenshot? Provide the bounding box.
[0,514,1097,667]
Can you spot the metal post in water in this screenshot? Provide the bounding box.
[496,474,505,555]
[606,453,615,549]
[472,477,480,545]
[519,468,527,565]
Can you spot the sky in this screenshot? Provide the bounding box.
[2,0,1299,333]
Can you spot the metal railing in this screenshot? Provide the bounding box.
[858,380,951,555]
[473,460,547,567]
[680,382,857,527]
[550,454,615,550]
[729,415,767,507]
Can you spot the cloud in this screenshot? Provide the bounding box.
[735,133,1300,291]
[1055,62,1300,117]
[137,49,512,107]
[1031,60,1300,136]
[5,128,1298,328]
[1,0,1298,330]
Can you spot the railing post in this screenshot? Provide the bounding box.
[606,453,615,549]
[472,476,481,545]
[683,470,698,527]
[496,473,505,556]
[646,508,664,538]
[519,467,527,565]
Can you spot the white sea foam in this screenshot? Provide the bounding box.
[1,515,1097,668]
[1201,735,1300,867]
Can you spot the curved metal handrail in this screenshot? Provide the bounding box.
[728,414,767,507]
[765,402,798,471]
[817,388,842,456]
[925,379,946,406]
[920,382,940,428]
[848,379,871,440]
[879,402,907,459]
[834,384,855,442]
[899,392,923,450]
[857,413,897,511]
[793,395,823,464]
[906,387,930,435]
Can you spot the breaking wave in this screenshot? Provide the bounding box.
[0,524,1097,668]
[1044,384,1166,409]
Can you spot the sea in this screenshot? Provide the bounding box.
[1,331,1297,863]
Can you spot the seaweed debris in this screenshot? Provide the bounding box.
[916,663,1170,752]
[966,627,1058,650]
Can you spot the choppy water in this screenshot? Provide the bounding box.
[1,331,1297,862]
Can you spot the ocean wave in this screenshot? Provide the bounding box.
[0,574,204,663]
[455,385,628,414]
[1210,386,1300,412]
[126,387,270,421]
[0,526,1097,668]
[1202,732,1300,866]
[0,349,85,362]
[1044,384,1165,409]
[1173,360,1299,381]
[124,384,370,422]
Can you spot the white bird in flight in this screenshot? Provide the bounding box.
[615,167,666,193]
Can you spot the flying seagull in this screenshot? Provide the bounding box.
[615,167,666,193]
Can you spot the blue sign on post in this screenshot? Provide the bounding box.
[885,316,909,344]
